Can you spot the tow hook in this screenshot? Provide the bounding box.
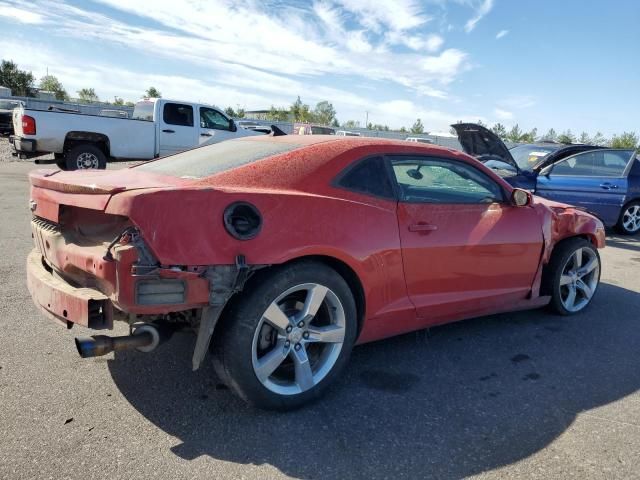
[75,324,160,358]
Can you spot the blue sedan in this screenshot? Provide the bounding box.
[453,123,640,234]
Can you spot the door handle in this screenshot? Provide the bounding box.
[162,129,175,133]
[408,223,438,232]
[200,133,212,137]
[599,183,618,190]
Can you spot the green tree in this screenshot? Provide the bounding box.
[125,101,135,107]
[591,131,607,146]
[519,128,538,143]
[77,88,99,103]
[224,107,236,117]
[331,118,340,128]
[266,105,290,121]
[476,119,487,127]
[411,118,424,134]
[313,100,336,126]
[542,128,557,141]
[0,60,35,96]
[491,123,507,140]
[610,132,639,149]
[557,129,575,144]
[506,124,523,143]
[113,97,125,105]
[145,86,161,98]
[342,120,359,129]
[399,126,407,133]
[38,74,68,100]
[291,96,313,122]
[578,132,591,144]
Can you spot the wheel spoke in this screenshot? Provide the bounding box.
[291,345,314,391]
[576,279,593,299]
[306,325,345,344]
[254,341,289,382]
[300,285,328,322]
[565,284,577,309]
[262,301,292,332]
[560,274,573,286]
[577,256,598,277]
[572,249,583,270]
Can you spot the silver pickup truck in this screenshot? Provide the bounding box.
[11,98,262,170]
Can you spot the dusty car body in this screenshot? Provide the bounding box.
[453,123,640,234]
[27,136,605,409]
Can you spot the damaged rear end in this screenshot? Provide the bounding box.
[26,168,235,367]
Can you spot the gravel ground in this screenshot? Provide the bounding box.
[1,160,640,479]
[0,135,53,163]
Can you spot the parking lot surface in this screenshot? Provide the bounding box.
[1,152,639,479]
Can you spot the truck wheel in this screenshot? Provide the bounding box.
[545,238,601,316]
[212,261,357,410]
[65,144,107,170]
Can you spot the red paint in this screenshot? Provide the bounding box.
[26,136,605,342]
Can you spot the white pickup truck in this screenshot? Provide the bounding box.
[10,98,262,169]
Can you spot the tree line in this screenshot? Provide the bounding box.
[2,59,637,150]
[0,59,161,105]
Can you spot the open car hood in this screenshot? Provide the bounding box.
[451,123,519,172]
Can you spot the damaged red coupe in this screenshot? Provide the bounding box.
[27,135,605,409]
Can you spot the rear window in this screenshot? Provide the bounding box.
[132,101,154,121]
[135,139,302,179]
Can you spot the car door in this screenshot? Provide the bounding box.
[389,155,544,325]
[159,102,197,156]
[536,149,634,225]
[198,107,236,145]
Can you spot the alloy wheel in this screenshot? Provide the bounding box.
[559,247,600,313]
[251,283,346,395]
[76,152,99,169]
[622,205,640,233]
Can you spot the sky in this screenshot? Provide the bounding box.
[0,0,638,136]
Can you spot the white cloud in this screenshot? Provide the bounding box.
[464,0,494,33]
[499,95,536,109]
[494,108,513,120]
[425,34,445,52]
[496,29,509,39]
[0,4,44,24]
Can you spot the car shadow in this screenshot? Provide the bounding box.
[605,232,640,252]
[108,282,640,479]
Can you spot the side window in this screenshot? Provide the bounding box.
[390,156,504,204]
[200,107,231,130]
[163,103,194,127]
[336,156,395,199]
[552,150,633,177]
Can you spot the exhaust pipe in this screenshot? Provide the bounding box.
[75,324,160,358]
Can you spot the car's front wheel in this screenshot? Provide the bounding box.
[65,144,107,170]
[546,238,601,315]
[212,261,357,410]
[616,201,640,235]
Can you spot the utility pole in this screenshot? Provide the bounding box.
[365,111,369,129]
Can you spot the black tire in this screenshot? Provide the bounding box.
[54,153,65,170]
[545,238,601,316]
[212,261,357,410]
[615,201,640,235]
[65,144,107,170]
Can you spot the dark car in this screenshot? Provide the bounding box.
[0,100,22,135]
[453,123,640,234]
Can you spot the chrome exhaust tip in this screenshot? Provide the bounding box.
[74,325,159,358]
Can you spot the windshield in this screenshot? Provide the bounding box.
[509,145,560,170]
[135,139,302,178]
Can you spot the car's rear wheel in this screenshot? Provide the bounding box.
[212,262,357,410]
[546,238,601,315]
[65,144,107,170]
[616,201,640,235]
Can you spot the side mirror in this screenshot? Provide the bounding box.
[229,119,237,132]
[511,188,531,207]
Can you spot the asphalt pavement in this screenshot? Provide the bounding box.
[1,157,639,480]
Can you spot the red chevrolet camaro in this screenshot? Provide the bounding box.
[27,135,605,409]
